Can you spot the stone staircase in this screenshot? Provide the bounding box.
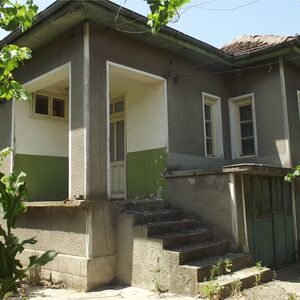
[116,200,273,298]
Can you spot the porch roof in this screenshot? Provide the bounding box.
[1,0,300,70]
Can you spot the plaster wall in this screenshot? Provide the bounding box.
[226,64,288,167]
[14,100,68,157]
[14,24,85,198]
[283,61,300,244]
[167,173,235,239]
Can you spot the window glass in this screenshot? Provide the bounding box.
[35,94,49,115]
[110,123,115,162]
[239,103,255,156]
[204,104,211,120]
[52,98,65,118]
[110,104,114,114]
[239,104,252,121]
[115,101,124,113]
[116,120,125,161]
[204,103,214,156]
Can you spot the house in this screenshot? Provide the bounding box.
[0,0,299,296]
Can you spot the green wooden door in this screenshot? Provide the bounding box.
[244,175,295,268]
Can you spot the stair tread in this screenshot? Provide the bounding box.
[125,208,181,215]
[168,239,229,253]
[198,266,271,286]
[182,252,250,269]
[148,218,199,226]
[152,227,210,239]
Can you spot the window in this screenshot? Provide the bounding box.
[202,93,223,158]
[32,92,67,120]
[229,94,257,158]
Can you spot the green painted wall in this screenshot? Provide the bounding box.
[126,147,167,200]
[14,154,68,201]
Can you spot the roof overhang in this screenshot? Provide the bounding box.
[1,0,299,70]
[0,0,232,70]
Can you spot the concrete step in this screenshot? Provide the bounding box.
[181,252,252,282]
[169,240,231,265]
[118,200,168,212]
[132,209,183,225]
[147,219,201,236]
[198,266,273,299]
[152,228,213,249]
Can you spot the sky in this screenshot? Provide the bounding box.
[0,0,300,48]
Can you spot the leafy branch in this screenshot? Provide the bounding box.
[0,0,38,102]
[144,0,190,33]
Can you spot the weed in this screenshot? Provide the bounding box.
[224,258,233,274]
[254,261,263,286]
[288,293,297,300]
[255,261,263,270]
[230,279,242,296]
[201,282,222,300]
[150,257,168,294]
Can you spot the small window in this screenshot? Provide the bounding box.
[52,98,65,118]
[32,92,67,121]
[34,94,49,116]
[203,93,223,158]
[229,94,257,158]
[239,104,255,156]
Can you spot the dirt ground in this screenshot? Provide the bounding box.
[229,264,300,300]
[9,264,300,300]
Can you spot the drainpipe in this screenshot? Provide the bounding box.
[279,56,292,168]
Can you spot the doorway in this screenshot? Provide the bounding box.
[244,175,295,268]
[109,97,125,198]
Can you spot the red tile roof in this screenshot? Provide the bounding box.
[221,34,299,56]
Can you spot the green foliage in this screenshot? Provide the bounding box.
[201,282,222,300]
[223,258,232,274]
[0,148,57,299]
[0,0,37,102]
[0,0,37,32]
[145,0,190,33]
[285,166,300,182]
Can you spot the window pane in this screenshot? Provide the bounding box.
[239,104,252,121]
[115,101,124,113]
[204,104,211,120]
[52,98,65,118]
[205,121,213,138]
[116,121,124,161]
[110,123,115,162]
[241,138,255,156]
[35,94,49,115]
[241,122,253,138]
[206,139,213,156]
[110,104,114,114]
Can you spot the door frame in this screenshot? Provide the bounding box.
[109,93,127,199]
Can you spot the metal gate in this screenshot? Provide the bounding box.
[244,175,295,268]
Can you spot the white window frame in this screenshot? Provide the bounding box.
[297,91,300,120]
[228,93,258,159]
[202,92,223,158]
[32,92,68,121]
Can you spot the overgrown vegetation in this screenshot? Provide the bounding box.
[0,148,57,299]
[150,257,168,294]
[200,258,233,299]
[254,261,263,286]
